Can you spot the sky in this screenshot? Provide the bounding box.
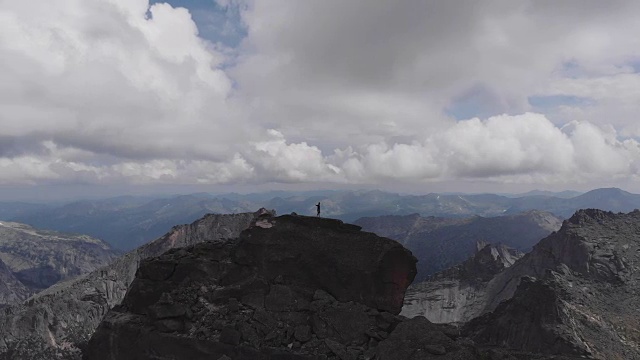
[2,0,640,200]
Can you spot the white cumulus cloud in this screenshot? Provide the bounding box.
[2,0,640,192]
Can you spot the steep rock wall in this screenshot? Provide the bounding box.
[86,215,419,360]
[0,210,267,359]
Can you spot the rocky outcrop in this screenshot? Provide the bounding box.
[465,275,594,357]
[85,214,420,360]
[477,209,639,315]
[399,209,640,359]
[237,215,416,313]
[402,242,523,323]
[0,210,268,360]
[461,209,640,359]
[0,257,29,307]
[356,210,562,280]
[0,221,120,305]
[6,206,637,359]
[85,213,588,360]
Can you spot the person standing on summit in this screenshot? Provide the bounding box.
[316,202,321,217]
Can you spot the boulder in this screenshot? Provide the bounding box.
[377,316,477,360]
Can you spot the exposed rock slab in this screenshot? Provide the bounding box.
[85,213,585,360]
[402,242,523,323]
[463,209,640,359]
[85,215,418,359]
[0,257,29,306]
[238,215,417,313]
[0,210,268,359]
[376,316,478,359]
[399,209,640,359]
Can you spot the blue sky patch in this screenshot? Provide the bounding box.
[528,95,596,109]
[630,60,640,73]
[445,84,509,120]
[150,0,246,47]
[557,60,582,79]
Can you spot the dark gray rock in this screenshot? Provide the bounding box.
[265,285,310,312]
[398,208,640,359]
[376,316,478,359]
[463,209,640,359]
[0,257,29,306]
[238,215,417,313]
[325,338,352,360]
[465,276,591,357]
[294,325,312,342]
[0,210,268,359]
[220,327,242,345]
[85,214,417,360]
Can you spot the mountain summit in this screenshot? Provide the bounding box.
[86,214,418,359]
[403,209,640,359]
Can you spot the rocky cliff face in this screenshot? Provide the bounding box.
[0,257,29,307]
[402,242,523,323]
[85,214,586,360]
[0,221,120,307]
[85,214,419,359]
[402,209,640,359]
[5,207,635,359]
[465,209,640,359]
[356,210,562,280]
[0,210,267,360]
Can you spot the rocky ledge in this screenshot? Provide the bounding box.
[86,214,517,360]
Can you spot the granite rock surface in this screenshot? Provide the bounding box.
[86,214,418,359]
[0,210,269,359]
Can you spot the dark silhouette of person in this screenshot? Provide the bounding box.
[316,202,321,217]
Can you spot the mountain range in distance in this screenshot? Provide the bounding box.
[355,210,562,280]
[2,187,640,250]
[1,206,638,358]
[0,221,120,306]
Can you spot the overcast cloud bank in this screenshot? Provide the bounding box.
[2,0,640,191]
